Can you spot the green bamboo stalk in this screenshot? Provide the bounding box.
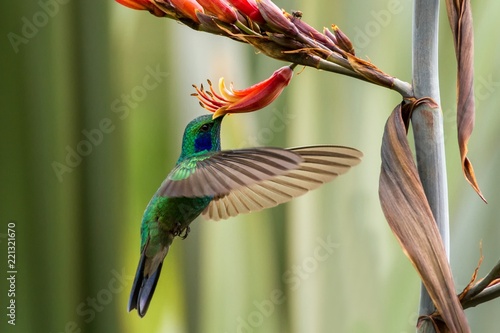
[412,1,450,332]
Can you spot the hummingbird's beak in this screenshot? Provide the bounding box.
[211,108,227,120]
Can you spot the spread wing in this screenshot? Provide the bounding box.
[157,145,362,221]
[158,148,304,198]
[202,145,362,220]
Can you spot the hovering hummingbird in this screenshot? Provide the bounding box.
[128,114,362,317]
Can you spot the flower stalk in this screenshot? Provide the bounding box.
[115,0,408,95]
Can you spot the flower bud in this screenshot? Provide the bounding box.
[227,0,265,23]
[169,0,204,23]
[115,0,166,17]
[256,0,299,36]
[332,24,355,55]
[197,0,238,23]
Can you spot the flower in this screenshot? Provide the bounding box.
[226,0,265,23]
[256,0,298,36]
[192,65,295,118]
[169,0,204,23]
[116,0,167,17]
[331,25,355,55]
[196,0,238,23]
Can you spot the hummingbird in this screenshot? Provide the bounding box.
[128,114,362,317]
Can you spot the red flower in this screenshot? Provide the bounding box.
[193,65,294,118]
[197,0,238,23]
[115,0,166,17]
[169,0,204,23]
[226,0,265,23]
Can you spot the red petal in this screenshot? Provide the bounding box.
[116,0,149,10]
[197,0,238,23]
[170,0,204,22]
[227,0,265,23]
[115,0,166,17]
[194,65,293,117]
[225,65,293,112]
[232,65,292,96]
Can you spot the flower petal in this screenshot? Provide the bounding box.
[194,65,294,118]
[115,0,166,17]
[256,0,299,36]
[169,0,204,23]
[116,0,148,10]
[218,78,239,102]
[227,0,265,23]
[197,0,238,23]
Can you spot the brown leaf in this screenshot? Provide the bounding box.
[346,54,394,89]
[458,246,483,301]
[444,0,486,202]
[379,100,470,332]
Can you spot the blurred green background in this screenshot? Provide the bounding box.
[1,0,499,332]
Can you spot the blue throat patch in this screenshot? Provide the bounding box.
[194,132,213,153]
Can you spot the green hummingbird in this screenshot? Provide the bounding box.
[128,114,362,317]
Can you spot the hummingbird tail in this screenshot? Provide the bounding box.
[127,248,163,317]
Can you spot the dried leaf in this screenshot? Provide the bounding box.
[458,246,483,301]
[444,0,485,202]
[346,54,394,89]
[379,100,470,332]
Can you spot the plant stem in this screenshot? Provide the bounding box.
[463,284,500,309]
[412,1,450,332]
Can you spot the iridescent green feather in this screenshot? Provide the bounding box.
[140,194,212,251]
[169,154,214,181]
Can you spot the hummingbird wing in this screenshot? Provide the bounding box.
[202,145,362,220]
[159,145,362,221]
[158,147,304,197]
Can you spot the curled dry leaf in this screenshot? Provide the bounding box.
[444,0,485,202]
[346,54,394,89]
[379,99,470,333]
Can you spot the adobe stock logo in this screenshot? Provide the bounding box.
[229,235,340,333]
[7,0,71,53]
[352,0,404,50]
[51,64,168,182]
[51,268,134,333]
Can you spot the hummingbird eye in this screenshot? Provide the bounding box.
[199,123,212,132]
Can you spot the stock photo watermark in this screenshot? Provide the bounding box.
[7,0,71,54]
[237,107,297,148]
[228,235,340,333]
[441,72,500,142]
[353,0,404,50]
[51,64,169,182]
[53,268,133,333]
[4,221,17,326]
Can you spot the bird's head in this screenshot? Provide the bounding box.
[178,114,224,162]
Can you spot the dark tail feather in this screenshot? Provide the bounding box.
[128,249,163,317]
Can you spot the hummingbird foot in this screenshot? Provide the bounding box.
[172,223,190,239]
[180,226,190,239]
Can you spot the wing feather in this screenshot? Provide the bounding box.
[203,145,362,220]
[158,148,303,198]
[157,145,361,220]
